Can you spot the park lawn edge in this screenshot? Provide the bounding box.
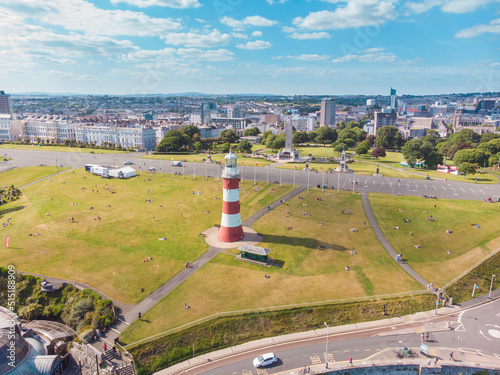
[126,293,435,375]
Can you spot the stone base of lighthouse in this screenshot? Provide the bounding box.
[218,224,244,243]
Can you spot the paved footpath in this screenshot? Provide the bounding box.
[361,193,428,288]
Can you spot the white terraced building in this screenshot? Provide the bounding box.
[76,124,156,150]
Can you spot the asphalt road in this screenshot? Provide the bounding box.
[190,299,500,375]
[2,149,500,201]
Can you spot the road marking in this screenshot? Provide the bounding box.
[450,186,456,192]
[458,310,466,323]
[390,182,392,187]
[434,185,436,190]
[310,354,322,365]
[424,185,427,190]
[479,189,485,194]
[479,330,492,341]
[442,185,446,190]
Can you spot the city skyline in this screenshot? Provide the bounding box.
[0,0,499,96]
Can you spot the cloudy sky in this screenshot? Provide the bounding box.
[0,0,498,95]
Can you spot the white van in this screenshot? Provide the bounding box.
[148,167,156,172]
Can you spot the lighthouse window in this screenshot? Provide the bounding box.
[227,159,236,168]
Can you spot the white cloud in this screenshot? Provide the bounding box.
[161,29,231,47]
[405,0,499,14]
[252,31,263,37]
[236,40,272,49]
[109,0,201,8]
[293,0,398,30]
[231,32,248,39]
[220,16,278,28]
[454,18,500,38]
[289,32,331,39]
[288,54,330,61]
[2,0,181,37]
[125,48,235,62]
[332,48,396,63]
[195,18,207,23]
[266,0,288,4]
[282,26,296,33]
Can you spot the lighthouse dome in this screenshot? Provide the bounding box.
[225,152,237,160]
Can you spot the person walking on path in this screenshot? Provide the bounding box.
[103,343,107,352]
[349,357,353,366]
[434,357,439,365]
[449,352,454,361]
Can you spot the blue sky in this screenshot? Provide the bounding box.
[0,0,498,95]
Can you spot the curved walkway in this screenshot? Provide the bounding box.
[361,193,428,288]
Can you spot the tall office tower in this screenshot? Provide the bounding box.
[390,88,397,110]
[201,102,212,124]
[319,98,336,127]
[0,91,12,114]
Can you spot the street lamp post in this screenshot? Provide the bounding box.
[160,157,162,178]
[205,162,207,181]
[171,158,173,179]
[266,164,269,186]
[337,172,340,194]
[489,274,497,298]
[254,163,256,185]
[193,160,196,180]
[307,167,310,190]
[324,322,329,369]
[434,289,440,316]
[293,167,296,189]
[322,169,325,192]
[352,173,356,196]
[280,165,282,187]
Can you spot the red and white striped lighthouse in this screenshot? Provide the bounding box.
[218,151,244,242]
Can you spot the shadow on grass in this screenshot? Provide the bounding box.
[0,204,26,219]
[262,233,349,252]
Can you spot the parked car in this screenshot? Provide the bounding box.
[148,167,156,172]
[123,161,134,165]
[171,161,182,166]
[253,353,278,368]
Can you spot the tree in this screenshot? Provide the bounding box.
[374,126,404,149]
[488,153,500,167]
[453,149,488,166]
[243,127,260,136]
[315,126,337,145]
[366,134,376,146]
[480,132,500,144]
[425,151,443,169]
[343,138,355,147]
[182,125,199,138]
[333,143,347,154]
[355,144,369,156]
[193,142,203,151]
[358,140,370,150]
[402,139,423,166]
[292,131,309,145]
[458,162,476,176]
[219,142,230,153]
[237,139,252,154]
[220,129,239,143]
[156,130,190,152]
[261,130,273,144]
[371,147,386,159]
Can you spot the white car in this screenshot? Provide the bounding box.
[123,161,134,165]
[253,353,278,368]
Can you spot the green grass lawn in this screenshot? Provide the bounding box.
[368,193,500,287]
[1,168,293,304]
[120,189,421,344]
[0,144,126,154]
[1,166,70,188]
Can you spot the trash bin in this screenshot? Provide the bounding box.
[317,184,320,188]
